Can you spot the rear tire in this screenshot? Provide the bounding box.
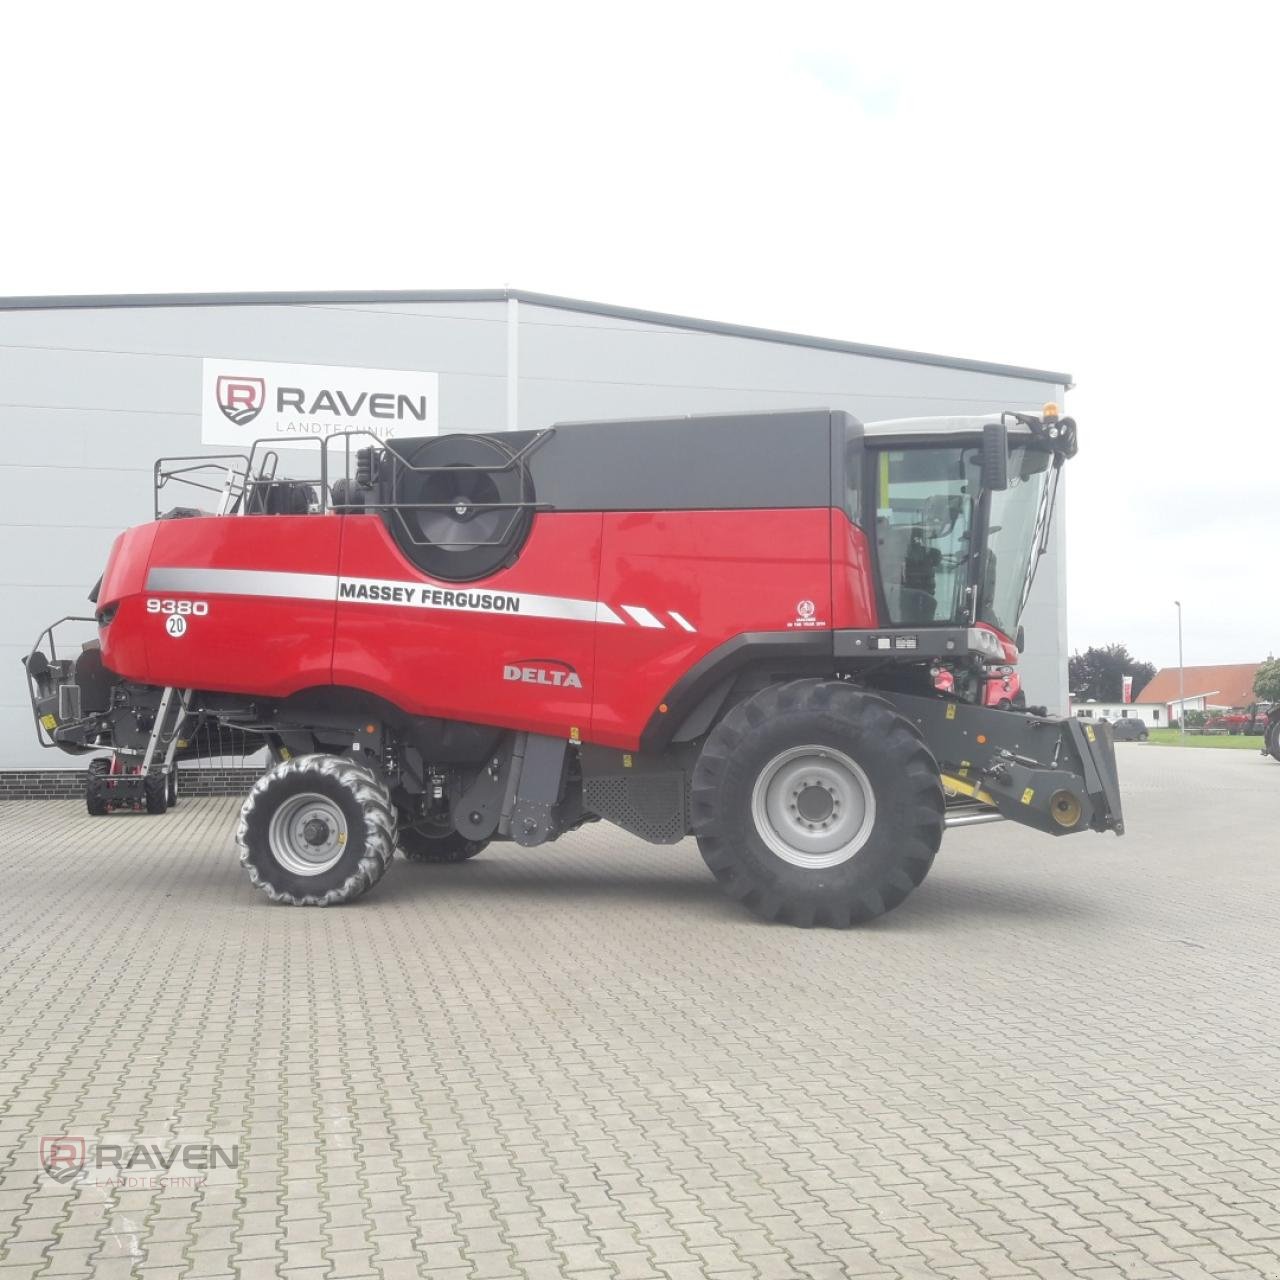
[237,755,397,905]
[1266,720,1280,762]
[399,825,487,863]
[166,769,178,808]
[144,773,167,814]
[691,680,944,927]
[86,758,109,817]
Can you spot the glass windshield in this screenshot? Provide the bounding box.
[874,446,981,625]
[977,444,1054,637]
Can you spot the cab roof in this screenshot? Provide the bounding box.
[864,414,1041,438]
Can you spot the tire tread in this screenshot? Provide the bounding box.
[237,754,397,906]
[691,679,944,927]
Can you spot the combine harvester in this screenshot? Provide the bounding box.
[25,405,1122,924]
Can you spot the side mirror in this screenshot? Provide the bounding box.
[982,422,1009,490]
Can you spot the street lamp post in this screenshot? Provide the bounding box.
[1175,600,1185,740]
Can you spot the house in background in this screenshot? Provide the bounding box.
[1132,662,1265,723]
[1069,661,1266,727]
[1071,700,1166,725]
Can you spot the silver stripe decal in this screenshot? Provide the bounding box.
[668,611,696,633]
[621,604,664,629]
[338,575,607,624]
[145,566,645,627]
[146,567,338,601]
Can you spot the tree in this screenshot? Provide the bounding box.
[1254,658,1280,704]
[1068,643,1158,703]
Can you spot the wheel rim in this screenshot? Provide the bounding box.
[268,792,349,876]
[750,745,877,869]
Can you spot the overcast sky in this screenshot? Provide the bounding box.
[4,2,1277,670]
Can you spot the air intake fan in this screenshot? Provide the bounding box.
[385,434,534,582]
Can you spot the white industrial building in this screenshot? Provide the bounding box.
[1071,702,1165,725]
[0,288,1071,782]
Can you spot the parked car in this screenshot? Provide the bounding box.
[1109,718,1150,741]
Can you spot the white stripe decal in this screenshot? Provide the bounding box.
[668,611,696,633]
[146,566,637,627]
[621,605,664,629]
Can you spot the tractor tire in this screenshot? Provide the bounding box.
[86,757,110,816]
[691,679,944,927]
[1266,720,1280,763]
[144,773,167,814]
[166,769,178,808]
[237,754,396,906]
[399,825,488,863]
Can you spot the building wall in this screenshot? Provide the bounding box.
[0,296,1069,769]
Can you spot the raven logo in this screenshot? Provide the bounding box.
[216,376,265,426]
[40,1137,86,1184]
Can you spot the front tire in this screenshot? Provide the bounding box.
[1266,720,1280,762]
[237,755,396,905]
[691,680,944,927]
[399,825,488,863]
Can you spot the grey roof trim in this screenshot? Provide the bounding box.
[0,286,1073,386]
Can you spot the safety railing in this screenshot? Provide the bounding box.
[152,429,555,550]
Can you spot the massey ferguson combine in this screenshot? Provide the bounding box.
[24,406,1122,925]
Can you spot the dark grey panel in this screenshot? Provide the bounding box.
[525,409,843,511]
[0,288,1072,386]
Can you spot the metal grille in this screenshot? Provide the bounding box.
[584,772,689,844]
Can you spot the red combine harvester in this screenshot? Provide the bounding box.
[24,406,1122,925]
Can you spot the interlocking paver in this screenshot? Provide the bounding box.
[1,746,1279,1279]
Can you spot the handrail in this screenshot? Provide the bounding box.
[149,428,556,548]
[24,616,97,749]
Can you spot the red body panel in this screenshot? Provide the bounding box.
[97,524,159,682]
[100,524,159,605]
[103,516,342,698]
[332,514,603,740]
[97,506,884,750]
[591,509,839,746]
[829,514,878,630]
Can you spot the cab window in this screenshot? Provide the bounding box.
[873,446,978,626]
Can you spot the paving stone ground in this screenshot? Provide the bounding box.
[0,745,1278,1280]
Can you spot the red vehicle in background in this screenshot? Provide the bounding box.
[1205,707,1266,735]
